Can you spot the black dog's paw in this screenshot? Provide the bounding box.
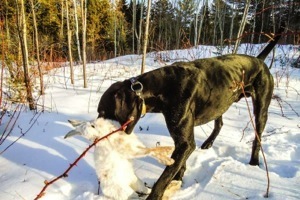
[249,159,260,166]
[201,142,213,149]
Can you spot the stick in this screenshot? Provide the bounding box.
[34,117,134,200]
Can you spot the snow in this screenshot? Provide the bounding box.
[0,44,299,200]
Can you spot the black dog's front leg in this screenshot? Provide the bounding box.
[147,110,196,199]
[173,163,186,181]
[201,116,223,149]
[146,139,195,200]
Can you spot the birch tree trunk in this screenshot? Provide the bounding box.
[60,0,64,42]
[229,1,236,46]
[73,0,82,62]
[18,0,36,110]
[113,0,117,57]
[217,1,225,48]
[137,0,144,55]
[194,1,199,46]
[198,0,208,44]
[66,0,74,84]
[233,0,250,54]
[30,0,44,95]
[213,5,218,46]
[141,0,151,74]
[0,19,4,109]
[250,0,258,44]
[132,0,136,53]
[81,0,87,88]
[258,0,265,44]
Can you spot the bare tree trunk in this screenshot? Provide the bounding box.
[198,0,208,44]
[81,0,87,88]
[137,0,144,55]
[229,2,236,44]
[216,1,225,48]
[250,0,258,44]
[233,0,250,54]
[73,0,82,62]
[213,5,218,46]
[60,0,64,41]
[0,19,4,110]
[30,0,44,95]
[141,0,151,74]
[194,0,200,46]
[5,0,10,47]
[285,0,291,44]
[66,0,74,84]
[113,0,117,57]
[258,0,265,43]
[132,0,136,53]
[17,0,36,110]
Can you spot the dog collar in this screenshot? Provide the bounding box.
[129,77,146,116]
[130,77,143,96]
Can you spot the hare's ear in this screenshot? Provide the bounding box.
[64,130,81,139]
[68,119,84,127]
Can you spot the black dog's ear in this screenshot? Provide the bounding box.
[114,88,144,134]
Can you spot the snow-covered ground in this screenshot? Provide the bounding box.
[0,44,299,200]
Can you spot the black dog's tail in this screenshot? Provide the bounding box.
[256,23,285,60]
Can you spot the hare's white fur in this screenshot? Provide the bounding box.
[66,118,174,200]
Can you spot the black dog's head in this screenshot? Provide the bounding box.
[97,80,144,134]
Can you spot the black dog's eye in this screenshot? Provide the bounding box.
[98,111,105,118]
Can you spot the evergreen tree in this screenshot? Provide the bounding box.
[174,0,196,48]
[150,0,175,50]
[86,0,114,60]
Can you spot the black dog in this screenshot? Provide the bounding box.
[97,26,284,199]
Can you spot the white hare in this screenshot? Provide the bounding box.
[65,117,174,200]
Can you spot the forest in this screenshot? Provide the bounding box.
[0,0,299,109]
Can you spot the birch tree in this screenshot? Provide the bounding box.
[194,0,207,46]
[233,0,251,54]
[132,0,136,53]
[73,0,82,62]
[81,0,87,88]
[229,0,237,44]
[258,0,266,43]
[30,0,44,95]
[137,0,144,55]
[17,0,36,110]
[66,0,74,84]
[141,0,151,74]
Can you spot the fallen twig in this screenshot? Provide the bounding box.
[0,103,23,146]
[0,110,42,155]
[34,117,134,200]
[273,94,299,117]
[240,120,251,142]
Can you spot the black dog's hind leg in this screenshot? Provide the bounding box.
[249,72,274,166]
[201,116,223,149]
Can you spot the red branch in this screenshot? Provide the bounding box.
[34,117,134,200]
